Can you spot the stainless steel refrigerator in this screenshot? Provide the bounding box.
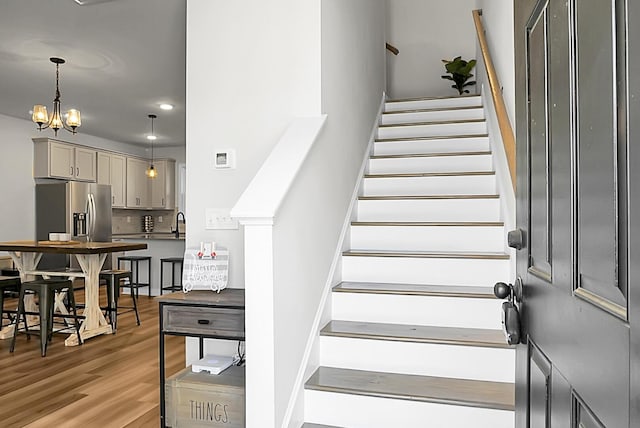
[35,182,112,270]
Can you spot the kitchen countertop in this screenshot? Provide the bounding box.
[113,232,185,241]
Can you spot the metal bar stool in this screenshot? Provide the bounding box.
[160,257,184,294]
[117,255,152,297]
[10,278,82,357]
[99,269,139,330]
[0,276,20,327]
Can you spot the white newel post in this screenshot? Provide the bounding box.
[231,116,327,427]
[240,218,276,428]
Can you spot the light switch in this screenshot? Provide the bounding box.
[205,208,239,230]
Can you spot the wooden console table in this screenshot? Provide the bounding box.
[158,289,245,427]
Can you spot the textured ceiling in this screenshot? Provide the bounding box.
[0,0,186,147]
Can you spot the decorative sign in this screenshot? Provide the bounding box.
[182,246,229,293]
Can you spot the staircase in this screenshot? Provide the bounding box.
[301,95,515,428]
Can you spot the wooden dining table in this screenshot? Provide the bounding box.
[0,240,147,346]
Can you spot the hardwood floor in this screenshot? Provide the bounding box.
[0,291,185,427]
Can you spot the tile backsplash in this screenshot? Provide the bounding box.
[112,209,180,234]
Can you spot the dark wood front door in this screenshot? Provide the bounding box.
[514,0,640,426]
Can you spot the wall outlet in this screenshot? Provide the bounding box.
[126,216,131,223]
[158,216,163,223]
[205,208,239,230]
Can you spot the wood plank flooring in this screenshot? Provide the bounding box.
[0,291,185,428]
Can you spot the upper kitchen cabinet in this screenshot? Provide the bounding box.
[97,151,126,207]
[126,157,150,208]
[33,138,96,182]
[151,159,176,209]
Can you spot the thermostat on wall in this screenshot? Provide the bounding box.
[214,149,236,169]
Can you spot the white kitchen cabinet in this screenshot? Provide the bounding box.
[97,152,127,207]
[33,138,97,182]
[126,157,150,208]
[151,159,176,209]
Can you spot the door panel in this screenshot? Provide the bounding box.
[574,0,627,312]
[515,0,632,427]
[528,342,551,428]
[526,4,552,281]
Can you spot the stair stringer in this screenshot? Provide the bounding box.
[282,93,385,428]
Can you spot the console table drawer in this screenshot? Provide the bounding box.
[163,305,244,338]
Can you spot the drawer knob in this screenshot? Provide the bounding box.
[197,319,210,325]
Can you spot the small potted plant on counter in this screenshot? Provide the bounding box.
[441,56,477,95]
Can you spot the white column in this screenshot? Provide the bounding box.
[241,219,276,428]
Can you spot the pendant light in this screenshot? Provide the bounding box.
[32,57,81,136]
[146,114,157,178]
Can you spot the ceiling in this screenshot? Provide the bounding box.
[0,0,186,147]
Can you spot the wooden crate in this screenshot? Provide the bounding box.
[166,365,245,428]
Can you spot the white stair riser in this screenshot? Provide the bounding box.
[377,121,487,140]
[368,154,493,174]
[374,137,490,155]
[385,96,482,112]
[332,292,503,330]
[357,199,502,222]
[320,337,515,382]
[304,390,514,428]
[363,175,496,196]
[341,256,510,286]
[350,225,505,252]
[380,108,484,125]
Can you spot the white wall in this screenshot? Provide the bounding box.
[185,0,321,292]
[187,1,385,426]
[475,0,515,124]
[0,114,37,244]
[0,113,148,249]
[276,3,386,426]
[386,0,477,99]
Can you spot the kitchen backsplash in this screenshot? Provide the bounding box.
[112,209,182,234]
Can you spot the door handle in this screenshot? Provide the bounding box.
[494,278,523,345]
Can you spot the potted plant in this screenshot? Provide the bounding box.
[441,56,477,95]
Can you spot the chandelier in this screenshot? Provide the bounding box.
[32,57,81,136]
[146,114,158,178]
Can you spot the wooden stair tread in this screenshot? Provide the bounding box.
[343,250,510,260]
[370,151,491,159]
[358,194,499,200]
[351,221,504,227]
[364,171,495,178]
[321,320,510,348]
[378,118,486,128]
[387,94,481,103]
[376,133,488,143]
[333,281,497,298]
[382,105,482,115]
[305,367,515,411]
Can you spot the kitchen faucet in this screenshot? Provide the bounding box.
[175,211,185,238]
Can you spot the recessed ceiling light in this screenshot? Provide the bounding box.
[159,103,174,111]
[74,0,117,5]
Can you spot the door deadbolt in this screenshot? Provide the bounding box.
[507,228,525,250]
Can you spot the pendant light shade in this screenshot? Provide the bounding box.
[146,114,157,179]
